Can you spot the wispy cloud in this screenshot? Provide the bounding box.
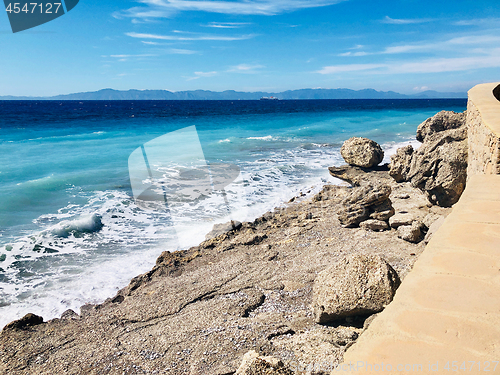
[338,33,500,57]
[318,49,500,75]
[126,31,255,41]
[381,16,436,25]
[104,53,158,62]
[316,64,385,74]
[454,17,500,26]
[202,22,251,29]
[227,63,265,73]
[168,48,199,54]
[186,71,218,80]
[338,51,369,57]
[114,0,347,21]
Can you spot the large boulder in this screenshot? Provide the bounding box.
[312,254,400,323]
[389,111,467,207]
[416,110,466,142]
[389,145,414,183]
[337,183,394,227]
[341,137,384,168]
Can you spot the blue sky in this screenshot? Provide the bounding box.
[1,0,499,96]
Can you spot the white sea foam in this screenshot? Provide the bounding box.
[0,140,347,329]
[247,135,274,140]
[381,139,422,165]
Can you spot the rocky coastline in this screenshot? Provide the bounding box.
[0,111,467,375]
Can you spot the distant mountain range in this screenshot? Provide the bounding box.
[0,88,468,100]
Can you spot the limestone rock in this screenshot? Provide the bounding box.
[312,254,400,323]
[389,213,415,229]
[416,110,467,142]
[3,313,43,331]
[397,222,423,243]
[369,200,395,221]
[389,111,467,207]
[360,219,389,232]
[337,183,394,227]
[389,145,414,183]
[340,137,384,168]
[205,220,242,240]
[235,351,293,375]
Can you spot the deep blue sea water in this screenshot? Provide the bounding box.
[0,99,467,327]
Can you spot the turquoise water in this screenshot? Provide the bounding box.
[0,99,466,327]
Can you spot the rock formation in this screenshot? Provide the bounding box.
[312,254,400,324]
[337,183,395,228]
[340,137,384,168]
[389,111,467,207]
[235,351,293,375]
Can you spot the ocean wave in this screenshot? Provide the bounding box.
[51,214,103,238]
[246,135,274,140]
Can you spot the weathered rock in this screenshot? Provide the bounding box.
[205,220,242,240]
[312,254,400,323]
[369,199,395,221]
[3,313,43,331]
[409,126,468,207]
[397,222,424,243]
[337,183,394,227]
[337,204,369,228]
[340,137,384,168]
[389,213,415,229]
[360,219,389,232]
[60,309,79,320]
[389,111,468,207]
[389,145,414,183]
[235,351,293,375]
[328,164,393,187]
[416,110,467,142]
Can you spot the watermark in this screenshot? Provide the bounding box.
[3,0,79,33]
[128,126,244,247]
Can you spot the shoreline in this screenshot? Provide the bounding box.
[0,101,477,374]
[0,161,445,374]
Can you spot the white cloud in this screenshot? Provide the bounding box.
[186,71,218,80]
[227,64,265,73]
[316,64,385,74]
[317,49,500,75]
[168,48,199,54]
[338,51,369,57]
[381,16,436,25]
[126,31,255,41]
[202,22,251,29]
[115,0,347,20]
[454,18,500,26]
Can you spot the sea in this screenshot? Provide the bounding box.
[0,99,467,328]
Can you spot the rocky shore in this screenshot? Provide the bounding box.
[0,111,467,375]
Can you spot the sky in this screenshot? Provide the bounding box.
[1,0,500,96]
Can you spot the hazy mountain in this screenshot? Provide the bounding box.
[0,88,467,100]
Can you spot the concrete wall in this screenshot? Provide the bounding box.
[467,82,500,175]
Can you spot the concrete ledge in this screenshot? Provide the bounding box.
[467,83,500,175]
[468,82,500,137]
